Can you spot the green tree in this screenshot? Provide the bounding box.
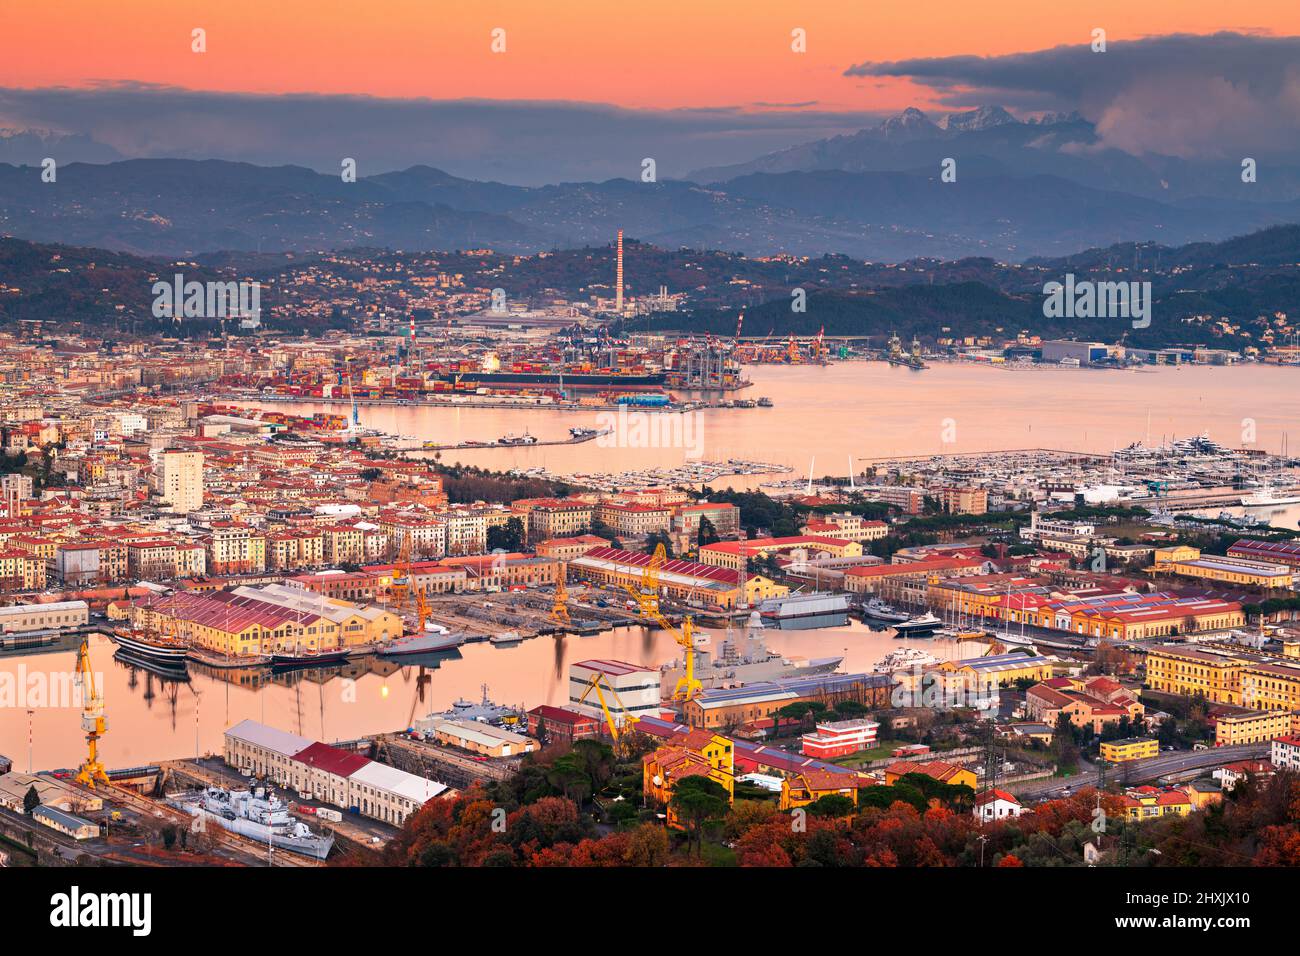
[806,794,856,818]
[487,516,525,552]
[696,516,720,549]
[22,785,40,814]
[670,776,731,857]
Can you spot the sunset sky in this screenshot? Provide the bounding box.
[2,1,1299,182]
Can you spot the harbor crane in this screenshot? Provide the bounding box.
[73,635,109,788]
[550,578,572,627]
[343,356,361,434]
[577,672,639,754]
[391,538,414,610]
[623,543,703,701]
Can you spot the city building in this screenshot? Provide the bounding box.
[800,718,880,759]
[157,448,204,514]
[526,705,601,745]
[1100,737,1160,762]
[973,789,1024,822]
[1213,709,1291,747]
[642,728,735,828]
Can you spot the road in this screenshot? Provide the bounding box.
[1008,743,1268,799]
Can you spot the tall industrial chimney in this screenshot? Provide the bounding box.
[615,229,624,313]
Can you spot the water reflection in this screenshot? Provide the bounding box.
[3,621,976,770]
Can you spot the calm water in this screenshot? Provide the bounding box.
[0,622,967,770]
[7,361,1299,769]
[244,362,1300,485]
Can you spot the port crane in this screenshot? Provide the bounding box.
[414,585,431,631]
[577,672,639,754]
[342,356,360,435]
[550,578,572,627]
[390,538,414,610]
[623,543,702,701]
[73,635,109,788]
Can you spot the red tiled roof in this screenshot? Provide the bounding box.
[292,741,371,777]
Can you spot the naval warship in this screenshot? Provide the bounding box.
[659,611,843,693]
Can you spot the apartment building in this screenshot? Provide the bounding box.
[157,448,204,514]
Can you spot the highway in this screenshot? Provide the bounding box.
[1008,743,1268,800]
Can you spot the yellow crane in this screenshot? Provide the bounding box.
[391,538,413,610]
[550,577,571,627]
[638,543,667,616]
[73,635,108,788]
[577,672,639,753]
[414,585,431,631]
[623,544,702,701]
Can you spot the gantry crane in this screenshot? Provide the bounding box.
[73,635,108,788]
[577,672,639,754]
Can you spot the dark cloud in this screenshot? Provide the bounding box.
[845,32,1300,158]
[0,83,887,184]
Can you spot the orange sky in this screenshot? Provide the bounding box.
[2,0,1297,111]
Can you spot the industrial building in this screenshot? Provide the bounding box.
[569,659,662,727]
[0,600,89,634]
[1226,539,1300,571]
[414,717,538,757]
[134,584,401,658]
[682,672,893,730]
[223,719,449,826]
[568,546,783,609]
[32,805,100,840]
[1040,339,1110,365]
[0,771,104,815]
[1152,546,1298,589]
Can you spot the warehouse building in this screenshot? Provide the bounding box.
[32,805,100,841]
[223,719,449,826]
[414,717,538,757]
[0,771,104,814]
[569,659,663,728]
[568,546,781,610]
[0,600,89,634]
[683,672,893,730]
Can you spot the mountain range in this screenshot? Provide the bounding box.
[2,106,1299,262]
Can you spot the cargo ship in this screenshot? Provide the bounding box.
[174,786,334,860]
[756,592,851,630]
[432,368,665,391]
